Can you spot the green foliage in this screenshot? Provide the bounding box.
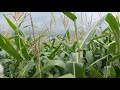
[0,12,120,78]
[62,12,77,21]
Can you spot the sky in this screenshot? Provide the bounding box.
[0,12,119,35]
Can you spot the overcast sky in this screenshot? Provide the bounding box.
[0,12,119,34]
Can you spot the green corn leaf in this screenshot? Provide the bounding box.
[89,55,108,67]
[20,39,30,60]
[3,14,17,31]
[0,59,13,64]
[0,50,7,58]
[65,61,85,78]
[0,34,23,61]
[80,14,107,49]
[103,66,116,78]
[90,66,103,78]
[3,14,24,37]
[63,12,77,21]
[22,59,35,75]
[14,31,21,50]
[41,60,65,74]
[105,13,120,52]
[86,50,94,64]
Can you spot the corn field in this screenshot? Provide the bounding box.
[0,12,120,78]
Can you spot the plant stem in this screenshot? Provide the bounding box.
[38,36,42,78]
[73,62,76,77]
[30,14,41,78]
[74,19,81,63]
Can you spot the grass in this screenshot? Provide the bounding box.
[0,12,120,78]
